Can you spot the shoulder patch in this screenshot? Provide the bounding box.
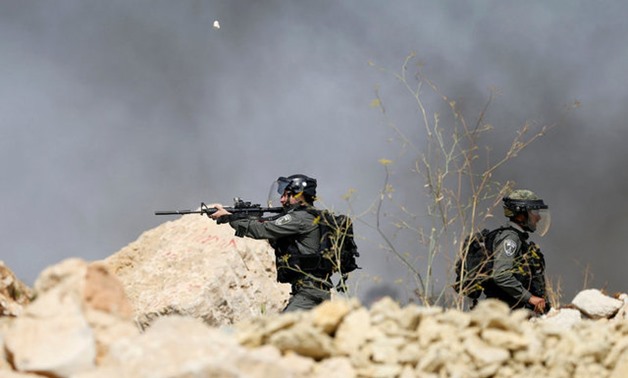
[504,239,517,256]
[274,214,293,226]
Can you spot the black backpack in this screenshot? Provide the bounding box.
[453,228,504,300]
[274,209,360,287]
[307,209,360,280]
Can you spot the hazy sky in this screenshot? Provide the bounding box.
[2,1,627,304]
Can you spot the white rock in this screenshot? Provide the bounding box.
[539,308,582,329]
[334,308,371,355]
[268,321,335,359]
[572,289,623,319]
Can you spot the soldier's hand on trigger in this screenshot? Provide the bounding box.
[528,295,546,314]
[208,203,232,220]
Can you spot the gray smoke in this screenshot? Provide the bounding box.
[2,1,627,304]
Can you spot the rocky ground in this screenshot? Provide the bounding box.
[1,214,627,378]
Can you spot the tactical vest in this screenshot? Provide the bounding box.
[270,214,328,284]
[484,229,547,310]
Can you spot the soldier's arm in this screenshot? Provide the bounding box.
[229,212,304,240]
[491,231,533,303]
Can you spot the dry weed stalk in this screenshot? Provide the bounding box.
[368,53,556,307]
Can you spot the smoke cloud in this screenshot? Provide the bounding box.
[2,1,627,304]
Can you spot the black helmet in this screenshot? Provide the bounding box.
[276,174,317,197]
[503,189,551,236]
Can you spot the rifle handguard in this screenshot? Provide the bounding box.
[216,212,257,224]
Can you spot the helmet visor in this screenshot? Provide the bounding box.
[529,208,551,236]
[275,177,291,195]
[267,177,289,207]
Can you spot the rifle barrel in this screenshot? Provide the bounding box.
[154,207,284,216]
[154,210,206,215]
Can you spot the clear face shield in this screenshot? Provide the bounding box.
[267,177,291,207]
[528,208,551,237]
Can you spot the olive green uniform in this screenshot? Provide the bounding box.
[229,204,331,312]
[483,222,548,311]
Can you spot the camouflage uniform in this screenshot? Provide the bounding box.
[229,203,331,312]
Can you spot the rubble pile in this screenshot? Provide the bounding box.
[234,292,628,378]
[1,217,627,377]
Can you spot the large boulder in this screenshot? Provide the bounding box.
[104,214,290,328]
[3,259,138,377]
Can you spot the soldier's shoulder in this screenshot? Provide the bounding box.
[492,227,523,247]
[289,207,318,221]
[492,228,522,257]
[494,227,519,238]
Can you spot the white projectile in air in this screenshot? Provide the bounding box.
[213,20,220,29]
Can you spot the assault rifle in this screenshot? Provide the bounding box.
[155,198,284,223]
